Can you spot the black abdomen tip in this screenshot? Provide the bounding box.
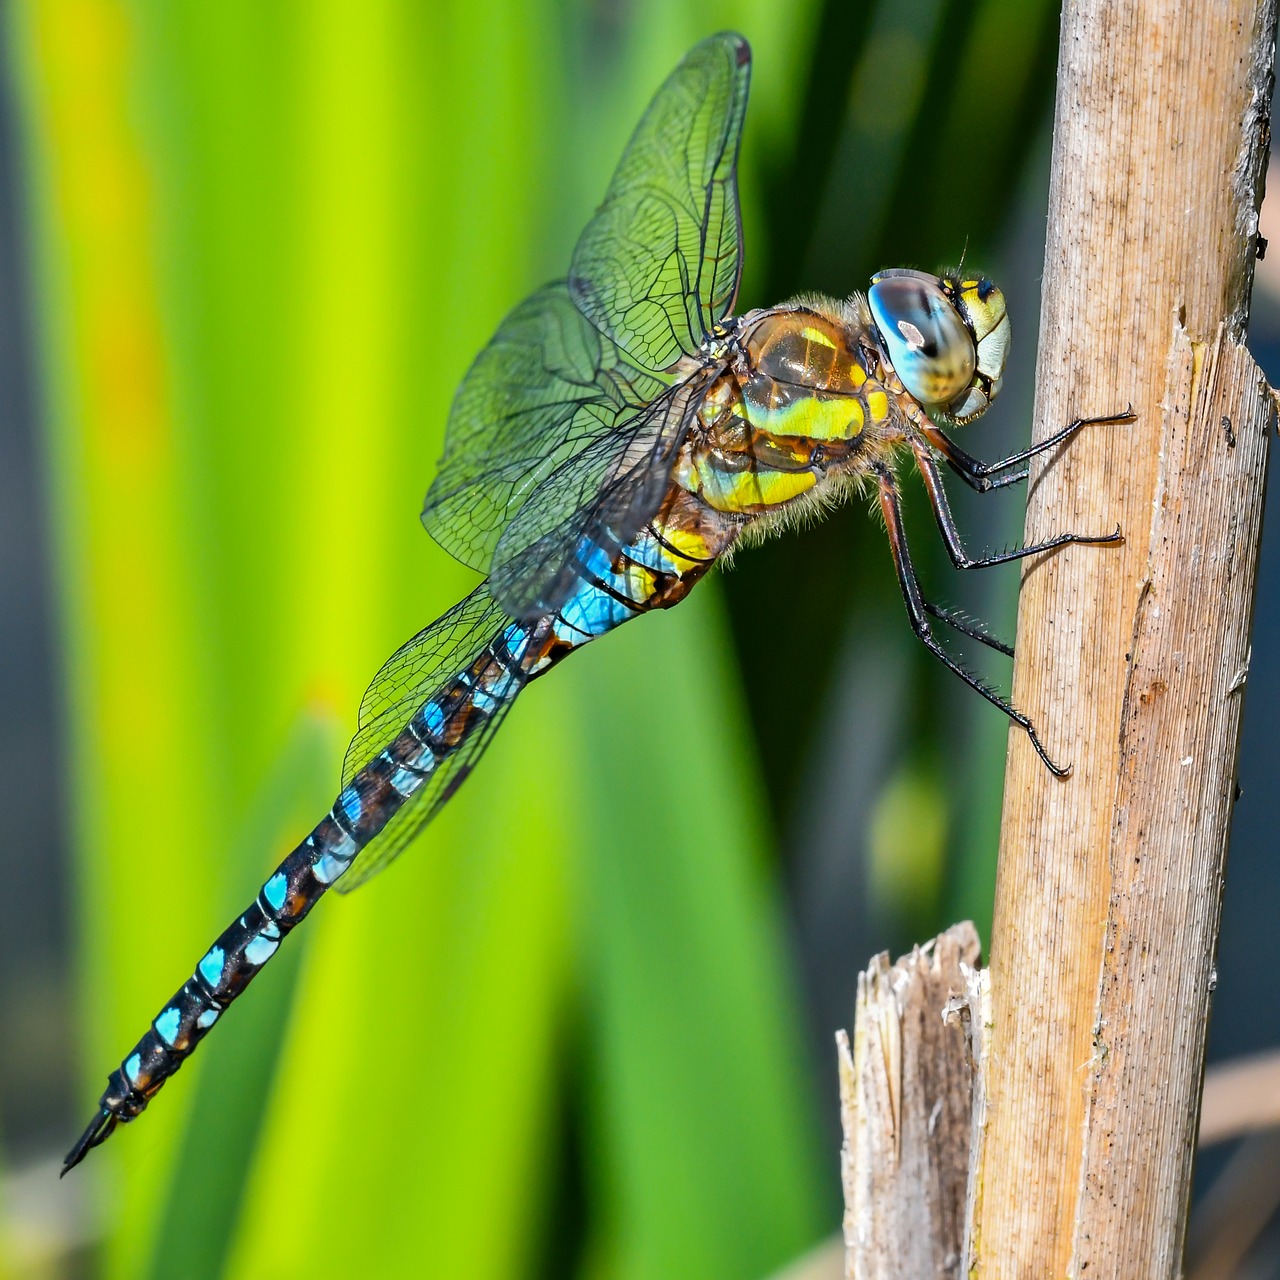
[61,1107,117,1176]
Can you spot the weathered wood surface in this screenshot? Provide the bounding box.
[839,922,985,1279]
[834,933,1280,1277]
[975,1,1279,1276]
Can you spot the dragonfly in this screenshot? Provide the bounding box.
[64,31,1127,1173]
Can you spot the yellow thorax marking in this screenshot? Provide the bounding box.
[685,455,817,513]
[758,396,865,442]
[800,324,838,349]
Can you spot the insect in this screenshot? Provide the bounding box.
[64,31,1126,1173]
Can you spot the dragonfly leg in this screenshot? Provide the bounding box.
[910,437,1122,570]
[875,463,1068,776]
[921,406,1136,493]
[923,601,1013,657]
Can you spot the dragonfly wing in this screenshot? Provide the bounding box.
[488,372,708,619]
[422,281,667,575]
[335,583,515,893]
[421,36,747,618]
[569,31,751,374]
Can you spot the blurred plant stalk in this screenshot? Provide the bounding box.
[6,3,828,1278]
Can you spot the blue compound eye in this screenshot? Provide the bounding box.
[868,270,977,411]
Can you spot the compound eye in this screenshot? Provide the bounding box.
[867,272,977,408]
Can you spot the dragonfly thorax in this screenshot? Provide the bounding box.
[736,306,877,396]
[673,304,900,519]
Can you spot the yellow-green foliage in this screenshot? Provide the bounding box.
[8,2,827,1277]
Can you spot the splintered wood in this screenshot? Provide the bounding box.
[839,922,987,1280]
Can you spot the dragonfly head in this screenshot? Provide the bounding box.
[867,269,1010,424]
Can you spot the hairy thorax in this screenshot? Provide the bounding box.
[672,299,909,545]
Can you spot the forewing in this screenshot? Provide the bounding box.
[422,281,667,575]
[488,371,708,620]
[569,31,751,373]
[421,33,749,618]
[336,583,513,892]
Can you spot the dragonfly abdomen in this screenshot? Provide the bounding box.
[62,618,535,1173]
[549,501,733,648]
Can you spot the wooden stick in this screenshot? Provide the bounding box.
[839,922,985,1278]
[973,1,1278,1275]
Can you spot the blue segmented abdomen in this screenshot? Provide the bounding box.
[61,618,535,1172]
[549,527,699,643]
[64,502,730,1174]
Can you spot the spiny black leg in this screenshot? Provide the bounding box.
[923,427,1028,492]
[874,464,1068,777]
[923,601,1014,657]
[911,439,1122,570]
[923,406,1136,493]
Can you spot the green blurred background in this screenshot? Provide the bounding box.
[24,0,1275,1277]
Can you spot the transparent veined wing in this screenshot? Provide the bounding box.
[422,282,667,578]
[421,33,750,617]
[335,583,515,892]
[570,30,751,374]
[487,371,710,619]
